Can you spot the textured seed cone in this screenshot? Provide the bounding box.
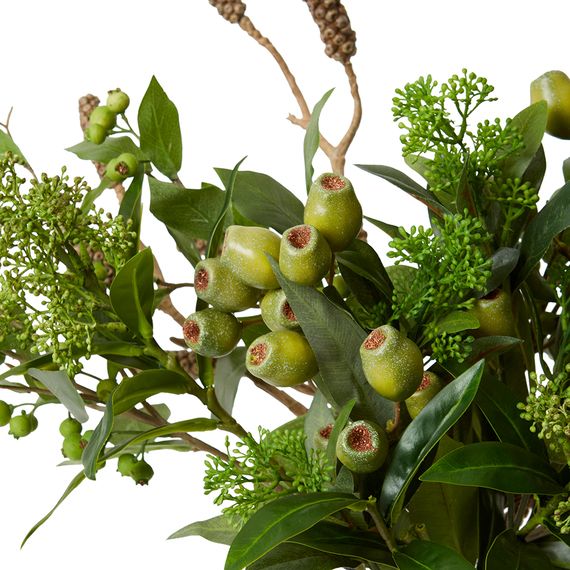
[209,0,247,24]
[302,0,356,64]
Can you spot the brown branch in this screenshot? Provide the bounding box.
[246,372,308,416]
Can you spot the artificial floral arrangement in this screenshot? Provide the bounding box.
[2,1,570,569]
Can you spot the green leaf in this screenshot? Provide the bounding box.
[407,436,479,564]
[482,247,520,296]
[149,178,226,241]
[267,257,395,425]
[535,536,570,569]
[304,389,335,456]
[364,215,401,239]
[118,170,144,260]
[486,529,554,570]
[27,368,88,423]
[80,178,113,215]
[66,135,146,164]
[356,164,452,218]
[21,470,86,548]
[379,360,484,525]
[109,247,155,339]
[214,347,246,417]
[514,180,570,289]
[138,76,182,179]
[0,130,26,161]
[420,441,564,494]
[168,514,238,544]
[224,492,365,570]
[436,311,480,335]
[108,403,170,444]
[242,322,272,349]
[393,539,476,570]
[215,169,304,234]
[475,373,547,459]
[325,399,354,475]
[304,89,334,193]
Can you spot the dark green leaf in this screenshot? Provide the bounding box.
[478,489,506,566]
[475,373,547,459]
[66,135,146,164]
[109,247,155,339]
[267,257,395,425]
[138,76,182,179]
[149,178,226,241]
[436,311,480,335]
[536,537,570,569]
[224,492,366,570]
[356,164,451,218]
[214,347,246,417]
[364,215,401,239]
[304,89,334,193]
[27,368,88,423]
[486,529,554,570]
[379,361,484,524]
[242,322,272,349]
[165,225,203,266]
[481,248,520,296]
[393,539,476,570]
[215,169,304,234]
[420,441,564,494]
[168,514,238,544]
[108,403,170,444]
[118,170,144,260]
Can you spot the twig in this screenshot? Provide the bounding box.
[246,372,308,416]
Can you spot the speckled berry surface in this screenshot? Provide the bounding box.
[183,308,242,358]
[260,288,302,332]
[467,288,516,338]
[336,420,388,474]
[405,371,446,419]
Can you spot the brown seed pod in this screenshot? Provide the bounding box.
[209,0,247,24]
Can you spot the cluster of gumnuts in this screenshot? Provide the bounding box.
[116,453,154,486]
[0,400,38,439]
[59,416,92,461]
[85,88,139,183]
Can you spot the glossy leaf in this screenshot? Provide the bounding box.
[436,311,480,335]
[481,247,520,296]
[356,164,451,218]
[109,247,155,339]
[475,373,547,459]
[535,537,570,569]
[66,135,146,164]
[27,368,88,423]
[168,514,238,544]
[149,178,226,241]
[364,215,401,239]
[215,169,304,234]
[486,529,554,570]
[420,441,564,494]
[224,492,365,570]
[379,360,483,524]
[138,75,182,179]
[267,257,395,425]
[118,170,144,260]
[214,347,246,416]
[393,539,476,570]
[304,89,334,193]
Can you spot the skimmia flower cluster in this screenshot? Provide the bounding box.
[0,152,136,375]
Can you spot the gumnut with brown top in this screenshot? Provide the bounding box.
[360,324,424,402]
[336,420,389,474]
[313,423,333,453]
[220,225,281,289]
[467,288,516,338]
[304,173,362,253]
[193,257,261,313]
[106,88,130,113]
[130,459,154,485]
[245,330,318,387]
[279,224,332,286]
[183,308,242,358]
[62,432,86,461]
[405,371,446,420]
[260,288,302,333]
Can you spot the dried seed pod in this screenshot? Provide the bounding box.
[209,0,247,24]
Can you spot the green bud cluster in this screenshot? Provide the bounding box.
[553,497,570,534]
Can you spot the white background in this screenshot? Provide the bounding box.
[1,1,570,568]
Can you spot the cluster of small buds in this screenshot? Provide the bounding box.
[208,0,246,24]
[430,329,475,363]
[487,177,539,209]
[553,497,570,533]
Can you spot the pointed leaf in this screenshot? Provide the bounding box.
[364,215,401,239]
[168,514,238,544]
[482,247,520,296]
[0,130,26,161]
[325,399,354,474]
[304,389,335,456]
[379,361,484,524]
[66,135,146,164]
[118,171,144,260]
[393,539,476,570]
[436,311,480,335]
[214,347,246,416]
[486,529,554,570]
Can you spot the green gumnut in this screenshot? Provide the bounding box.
[313,424,333,454]
[467,289,516,338]
[405,371,446,419]
[89,105,117,131]
[183,308,242,358]
[104,158,127,182]
[530,70,570,140]
[279,224,332,286]
[116,153,138,177]
[106,88,130,113]
[220,225,281,290]
[0,400,12,427]
[97,379,118,403]
[117,453,138,477]
[9,411,34,439]
[304,173,362,253]
[336,420,389,474]
[260,288,302,333]
[130,459,154,485]
[59,416,82,437]
[360,324,424,402]
[88,123,107,145]
[62,432,85,461]
[245,330,318,387]
[194,257,261,313]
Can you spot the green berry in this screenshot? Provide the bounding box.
[530,70,570,139]
[304,173,362,253]
[0,400,12,427]
[117,453,138,477]
[336,420,389,474]
[59,417,82,437]
[62,432,85,461]
[88,123,107,145]
[8,411,34,439]
[97,379,118,403]
[278,224,332,286]
[130,459,154,485]
[245,330,319,387]
[405,371,446,419]
[220,225,281,289]
[467,289,516,338]
[106,88,130,113]
[89,105,117,131]
[194,257,261,313]
[313,424,333,454]
[183,308,242,358]
[260,288,302,332]
[116,153,138,177]
[360,325,424,402]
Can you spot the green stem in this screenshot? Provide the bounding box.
[366,501,396,552]
[518,493,567,535]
